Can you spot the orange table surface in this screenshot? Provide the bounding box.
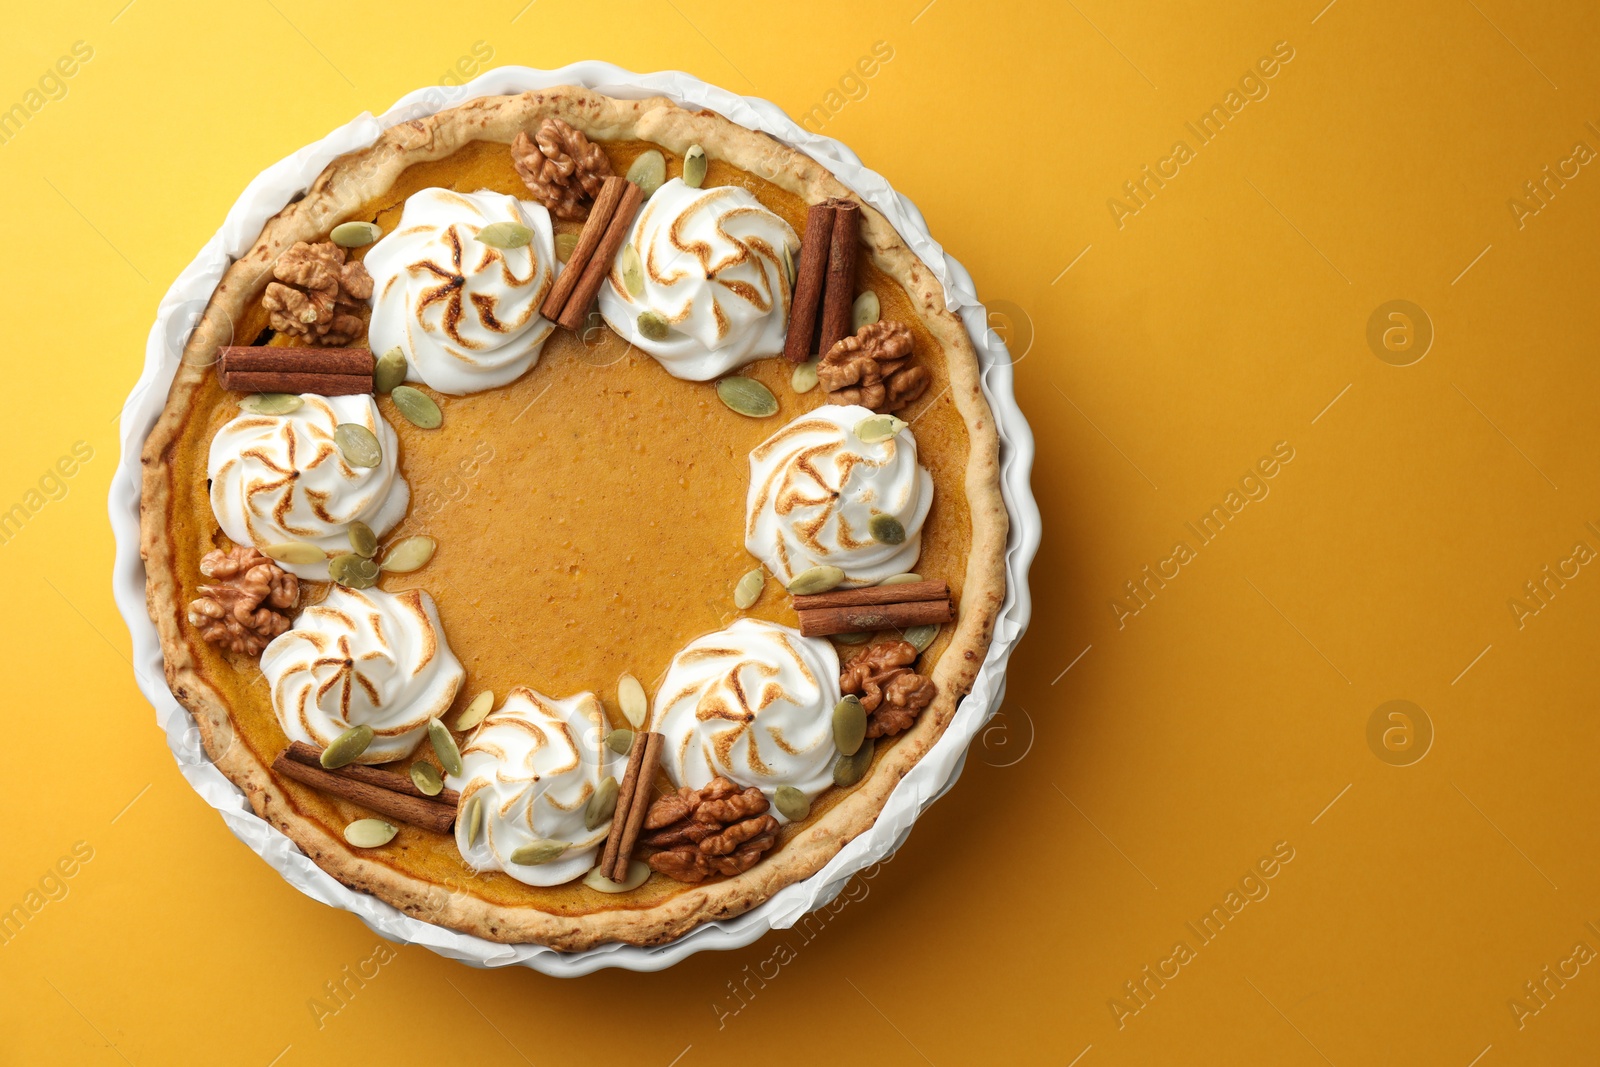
[3,1,1599,1063]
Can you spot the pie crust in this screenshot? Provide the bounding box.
[139,87,1007,950]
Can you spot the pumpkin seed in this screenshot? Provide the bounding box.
[334,423,382,468]
[682,144,708,188]
[904,624,939,653]
[782,244,796,289]
[869,514,906,545]
[833,631,873,645]
[733,568,765,610]
[854,413,907,444]
[344,819,397,848]
[347,521,377,558]
[585,776,620,830]
[787,565,845,595]
[329,552,379,589]
[428,718,463,777]
[463,795,483,847]
[321,724,375,768]
[374,347,407,393]
[880,572,922,586]
[621,243,645,299]
[617,674,648,729]
[476,221,534,248]
[774,785,811,822]
[626,150,666,197]
[410,761,444,796]
[330,220,382,247]
[379,535,435,573]
[605,728,634,756]
[391,385,441,429]
[240,392,303,416]
[555,232,579,262]
[833,738,875,787]
[852,290,881,331]
[833,695,867,756]
[260,541,325,565]
[455,690,494,732]
[509,840,569,866]
[637,310,670,342]
[584,860,650,893]
[791,358,819,394]
[716,376,778,418]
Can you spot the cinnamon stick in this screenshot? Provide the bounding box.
[792,579,949,612]
[218,370,375,396]
[541,176,626,321]
[610,732,663,882]
[271,750,457,834]
[282,742,460,805]
[796,598,954,639]
[817,199,860,356]
[220,347,374,377]
[600,728,650,879]
[556,180,645,331]
[782,202,837,362]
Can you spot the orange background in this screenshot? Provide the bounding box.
[3,0,1598,1063]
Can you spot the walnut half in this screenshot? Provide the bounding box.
[261,240,372,346]
[643,777,781,883]
[510,117,613,221]
[187,546,298,656]
[840,640,938,739]
[818,320,930,413]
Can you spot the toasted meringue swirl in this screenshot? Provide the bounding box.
[262,586,464,764]
[597,178,797,380]
[654,620,840,812]
[365,188,557,395]
[208,394,409,580]
[745,404,934,586]
[451,688,618,887]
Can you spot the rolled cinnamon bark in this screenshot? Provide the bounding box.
[610,732,663,882]
[817,199,860,355]
[541,175,626,321]
[796,598,954,638]
[556,180,645,331]
[219,371,374,396]
[600,728,650,879]
[791,580,949,612]
[782,202,837,362]
[219,346,374,376]
[271,750,457,834]
[282,741,460,806]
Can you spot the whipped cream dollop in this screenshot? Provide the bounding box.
[208,394,409,580]
[365,187,557,395]
[451,688,618,887]
[262,586,464,764]
[654,620,840,812]
[597,178,797,380]
[745,404,934,586]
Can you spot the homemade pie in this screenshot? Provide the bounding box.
[140,86,1007,950]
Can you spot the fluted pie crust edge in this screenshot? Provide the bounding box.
[139,87,1008,951]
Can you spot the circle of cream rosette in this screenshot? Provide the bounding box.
[261,585,465,764]
[745,404,934,587]
[597,178,798,380]
[653,619,841,820]
[449,688,619,887]
[364,188,558,395]
[207,394,409,580]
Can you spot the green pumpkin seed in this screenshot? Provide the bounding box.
[854,413,907,444]
[240,392,303,416]
[833,695,867,756]
[869,514,906,546]
[334,423,382,468]
[734,568,765,610]
[904,624,939,653]
[260,541,325,565]
[328,552,379,589]
[621,243,645,299]
[833,738,875,787]
[682,144,708,189]
[584,859,650,893]
[787,565,845,595]
[455,690,494,732]
[617,674,648,729]
[791,358,819,394]
[880,572,922,586]
[782,244,796,289]
[605,728,635,756]
[321,724,375,768]
[374,348,407,393]
[555,232,579,262]
[410,762,444,796]
[509,840,569,866]
[637,310,670,342]
[379,535,435,573]
[477,221,534,248]
[774,785,811,822]
[626,150,666,198]
[344,818,397,848]
[390,385,442,429]
[852,291,881,331]
[585,776,620,830]
[833,631,874,645]
[347,521,377,558]
[716,376,779,418]
[463,795,483,847]
[330,220,382,248]
[428,718,463,777]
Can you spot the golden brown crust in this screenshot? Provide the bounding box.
[139,86,1008,951]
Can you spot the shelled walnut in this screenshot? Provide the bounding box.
[187,546,298,656]
[642,777,780,883]
[818,320,929,412]
[261,241,372,346]
[840,640,937,739]
[510,117,613,220]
